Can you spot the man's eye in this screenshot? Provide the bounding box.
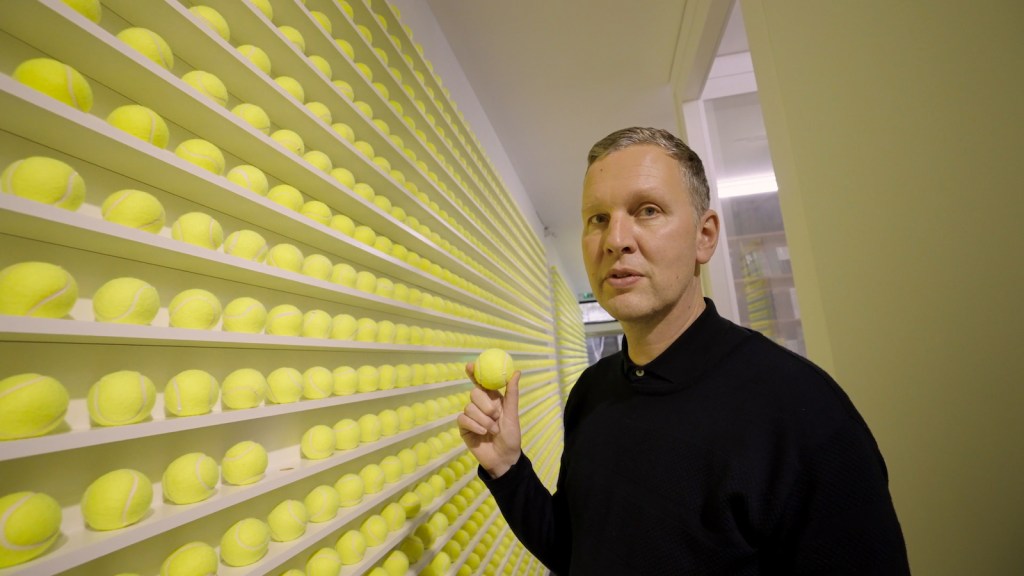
[639,206,658,217]
[589,215,608,225]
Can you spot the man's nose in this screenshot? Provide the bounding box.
[604,214,636,254]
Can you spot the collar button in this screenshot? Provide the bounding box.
[635,369,644,377]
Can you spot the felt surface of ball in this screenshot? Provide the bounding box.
[274,76,305,102]
[88,370,156,426]
[266,184,304,211]
[101,189,166,232]
[399,534,424,563]
[220,518,270,566]
[353,270,376,292]
[182,70,228,107]
[378,409,400,438]
[0,491,61,568]
[220,368,266,409]
[267,499,307,541]
[335,529,366,565]
[329,214,355,238]
[309,54,332,79]
[397,448,417,474]
[278,25,306,53]
[305,101,332,124]
[231,102,271,134]
[333,418,360,450]
[304,485,339,522]
[162,452,218,504]
[360,514,388,546]
[271,129,305,155]
[301,254,333,280]
[355,317,377,343]
[81,469,152,530]
[168,288,221,329]
[381,501,406,531]
[266,304,302,336]
[266,243,304,271]
[189,5,230,41]
[352,183,375,201]
[172,212,224,249]
[60,0,101,22]
[237,44,272,74]
[473,348,514,390]
[164,369,218,416]
[356,365,379,394]
[302,366,333,398]
[106,104,169,147]
[13,58,93,111]
[303,149,333,171]
[223,229,269,263]
[248,0,273,20]
[226,165,268,195]
[333,473,363,506]
[159,541,217,576]
[0,262,78,318]
[301,309,332,339]
[92,277,159,324]
[266,367,302,403]
[222,296,266,333]
[301,424,335,459]
[222,440,268,485]
[2,156,86,210]
[117,27,174,70]
[359,463,384,494]
[306,547,341,576]
[330,314,358,342]
[300,200,332,225]
[0,373,69,440]
[174,139,225,175]
[382,550,409,576]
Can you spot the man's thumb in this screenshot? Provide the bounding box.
[503,371,521,413]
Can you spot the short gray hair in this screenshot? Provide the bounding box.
[586,127,710,218]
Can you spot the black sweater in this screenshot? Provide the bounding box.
[482,300,909,575]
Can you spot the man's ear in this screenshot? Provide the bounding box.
[696,209,720,265]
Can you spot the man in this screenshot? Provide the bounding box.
[458,127,909,575]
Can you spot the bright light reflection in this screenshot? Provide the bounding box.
[716,174,778,198]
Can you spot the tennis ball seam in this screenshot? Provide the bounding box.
[0,375,66,436]
[91,372,152,424]
[23,276,73,317]
[119,471,143,527]
[0,493,59,551]
[104,285,151,323]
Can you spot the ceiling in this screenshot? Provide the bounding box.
[420,0,748,298]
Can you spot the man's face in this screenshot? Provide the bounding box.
[581,145,717,328]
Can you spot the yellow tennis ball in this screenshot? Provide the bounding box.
[330,122,355,142]
[360,514,388,546]
[395,366,413,389]
[376,319,396,343]
[87,370,156,426]
[181,70,228,107]
[174,139,225,175]
[266,243,304,272]
[381,501,406,531]
[274,75,305,103]
[382,550,410,576]
[413,481,434,506]
[353,100,374,119]
[302,365,332,399]
[329,263,357,287]
[222,296,267,333]
[306,547,341,576]
[333,38,355,60]
[399,534,424,564]
[0,374,68,440]
[164,369,218,416]
[231,102,271,135]
[267,499,307,541]
[271,129,305,155]
[396,407,415,432]
[378,409,400,437]
[355,317,377,342]
[354,270,376,293]
[303,148,333,171]
[189,5,230,41]
[359,463,384,495]
[13,58,93,111]
[300,310,331,340]
[372,235,394,256]
[159,541,217,576]
[172,212,224,249]
[266,367,302,403]
[333,473,362,507]
[219,518,269,566]
[301,424,335,459]
[278,25,306,52]
[474,348,514,390]
[60,0,101,22]
[328,315,356,343]
[352,225,376,246]
[226,164,268,194]
[81,469,152,530]
[309,54,332,79]
[266,304,302,336]
[221,368,266,409]
[335,529,365,565]
[222,440,268,485]
[248,0,273,20]
[266,184,304,211]
[2,156,85,210]
[301,254,333,279]
[92,277,159,325]
[303,485,339,522]
[223,229,269,262]
[0,491,61,568]
[332,417,359,451]
[423,551,451,576]
[0,262,78,318]
[355,365,379,394]
[106,104,169,148]
[353,182,375,202]
[101,189,166,232]
[300,200,332,225]
[305,101,332,124]
[162,452,218,504]
[117,27,174,70]
[237,44,272,75]
[168,288,221,329]
[377,364,396,390]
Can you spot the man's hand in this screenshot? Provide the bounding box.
[457,361,522,479]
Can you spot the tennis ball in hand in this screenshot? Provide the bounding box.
[182,70,228,107]
[266,367,301,403]
[222,440,268,485]
[81,469,152,530]
[0,491,61,567]
[360,514,388,546]
[168,288,221,329]
[231,103,271,134]
[473,348,514,390]
[220,518,270,566]
[101,189,166,232]
[303,485,339,522]
[92,277,159,324]
[306,547,342,576]
[189,5,230,41]
[172,212,224,249]
[2,156,85,210]
[159,541,217,576]
[0,373,69,440]
[333,473,363,506]
[266,304,302,336]
[174,139,225,175]
[106,104,169,147]
[0,262,78,318]
[87,370,156,426]
[221,368,266,409]
[13,58,93,111]
[332,418,359,450]
[301,424,335,459]
[164,369,219,416]
[226,165,268,194]
[266,243,304,272]
[267,499,306,541]
[237,44,272,75]
[335,529,366,565]
[222,296,266,333]
[162,452,218,504]
[117,27,174,70]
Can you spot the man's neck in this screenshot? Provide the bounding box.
[622,295,707,366]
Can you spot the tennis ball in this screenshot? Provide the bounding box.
[306,547,341,576]
[267,499,306,541]
[226,164,268,194]
[380,502,406,531]
[354,270,376,293]
[377,409,400,438]
[101,189,166,232]
[237,44,272,75]
[397,449,416,476]
[189,6,230,41]
[164,369,218,416]
[0,491,61,568]
[328,214,355,237]
[172,212,224,249]
[2,156,85,210]
[353,183,375,201]
[377,364,395,390]
[372,156,391,173]
[330,122,355,142]
[175,139,225,175]
[334,472,363,506]
[0,262,77,318]
[0,374,68,440]
[355,365,379,394]
[220,368,266,409]
[271,129,304,155]
[355,317,377,342]
[300,200,332,225]
[305,101,332,124]
[266,367,302,403]
[182,70,228,107]
[266,304,302,336]
[87,370,156,426]
[266,184,304,211]
[303,149,332,171]
[81,469,152,530]
[299,311,331,340]
[106,104,169,148]
[302,366,333,398]
[248,0,273,20]
[301,255,333,281]
[399,534,424,563]
[162,452,218,504]
[266,244,304,273]
[159,541,217,576]
[301,424,335,459]
[395,366,413,389]
[333,38,355,60]
[359,463,384,496]
[118,27,174,69]
[274,75,305,103]
[474,348,514,390]
[222,296,266,333]
[168,288,221,329]
[353,100,374,119]
[220,518,270,566]
[329,263,357,287]
[92,277,159,325]
[231,102,271,134]
[13,58,93,111]
[360,514,388,546]
[335,529,365,565]
[309,54,332,79]
[278,25,306,53]
[304,485,339,522]
[224,229,269,262]
[382,550,409,576]
[423,551,451,576]
[60,0,101,22]
[375,319,396,343]
[222,440,268,485]
[330,314,357,341]
[332,418,359,451]
[413,481,434,507]
[352,225,376,246]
